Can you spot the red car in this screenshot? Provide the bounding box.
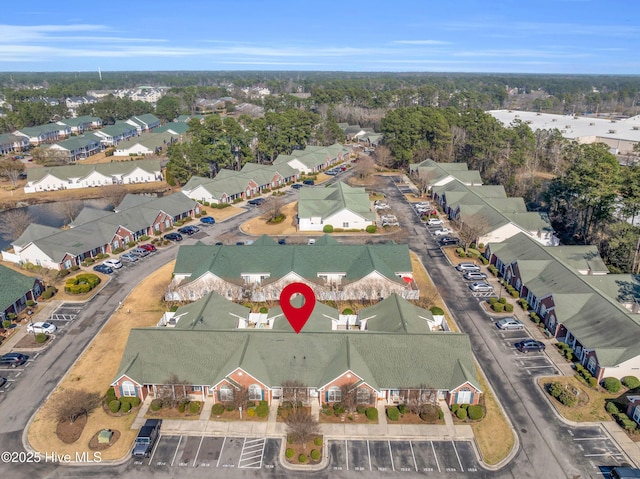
[139,244,157,252]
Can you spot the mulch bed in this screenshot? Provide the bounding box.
[285,436,323,465]
[319,409,374,424]
[88,429,121,451]
[56,414,87,444]
[210,408,268,422]
[14,333,50,349]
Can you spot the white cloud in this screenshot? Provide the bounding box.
[392,40,452,45]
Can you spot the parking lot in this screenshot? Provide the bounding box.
[134,435,280,471]
[328,439,479,474]
[0,352,37,397]
[570,425,631,472]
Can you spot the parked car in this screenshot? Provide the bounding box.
[433,228,453,236]
[93,264,114,274]
[139,244,157,252]
[235,241,245,245]
[0,377,6,388]
[102,259,123,269]
[496,318,524,330]
[439,236,459,246]
[121,252,139,262]
[200,216,215,224]
[27,321,57,334]
[515,339,546,353]
[0,353,29,368]
[132,419,162,457]
[291,183,303,189]
[325,169,338,176]
[278,238,286,245]
[163,232,183,242]
[611,467,640,479]
[303,180,315,185]
[426,218,444,226]
[469,282,494,292]
[132,247,149,257]
[178,225,199,235]
[374,203,390,210]
[456,262,481,272]
[308,238,316,245]
[247,198,266,206]
[463,271,488,281]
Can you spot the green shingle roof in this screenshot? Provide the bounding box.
[298,181,375,221]
[359,293,433,333]
[26,158,161,183]
[114,329,480,392]
[172,291,250,330]
[0,264,37,313]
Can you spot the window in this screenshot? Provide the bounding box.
[249,384,262,401]
[122,381,137,397]
[343,222,349,228]
[327,386,342,402]
[192,386,202,392]
[587,356,597,375]
[219,385,234,402]
[356,388,371,404]
[634,405,640,424]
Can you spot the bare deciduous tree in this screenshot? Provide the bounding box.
[402,386,438,416]
[373,145,393,169]
[157,374,190,408]
[285,409,320,448]
[411,169,436,198]
[0,209,35,241]
[48,389,101,424]
[456,215,489,251]
[353,157,375,182]
[0,160,25,188]
[101,184,129,208]
[265,195,284,222]
[281,380,308,409]
[340,382,359,414]
[57,200,83,224]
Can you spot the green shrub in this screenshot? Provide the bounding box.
[333,403,345,415]
[430,306,444,315]
[121,401,131,413]
[438,408,444,420]
[450,404,460,413]
[310,449,321,461]
[356,405,366,414]
[531,313,541,324]
[602,377,622,393]
[285,448,294,458]
[606,401,620,415]
[622,376,640,389]
[510,290,520,298]
[615,413,637,432]
[455,248,465,256]
[256,403,269,418]
[387,406,400,421]
[488,266,498,276]
[287,435,294,444]
[323,225,334,233]
[112,247,124,254]
[398,404,408,414]
[488,297,498,305]
[504,303,514,312]
[108,400,121,413]
[41,286,57,300]
[468,405,484,420]
[189,402,201,414]
[121,396,140,408]
[35,333,47,343]
[139,235,150,241]
[480,256,489,265]
[499,297,507,304]
[106,387,116,401]
[57,269,70,278]
[298,454,307,463]
[314,436,323,446]
[342,308,354,315]
[366,407,378,421]
[548,382,578,407]
[455,408,468,420]
[365,225,376,233]
[259,306,268,314]
[127,241,136,248]
[150,399,163,411]
[211,403,225,415]
[226,404,235,412]
[2,320,11,329]
[466,248,480,257]
[178,401,187,413]
[492,303,504,313]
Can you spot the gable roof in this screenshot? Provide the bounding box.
[359,293,433,333]
[26,159,161,184]
[0,264,37,312]
[298,181,375,221]
[172,291,250,330]
[114,329,480,392]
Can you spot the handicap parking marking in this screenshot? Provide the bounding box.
[238,438,266,469]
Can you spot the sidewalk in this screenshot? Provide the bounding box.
[0,300,61,355]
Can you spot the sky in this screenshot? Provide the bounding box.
[1,0,639,74]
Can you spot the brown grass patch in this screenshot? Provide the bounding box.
[242,201,299,236]
[210,408,269,422]
[537,375,616,422]
[201,205,244,222]
[27,261,175,460]
[471,367,515,465]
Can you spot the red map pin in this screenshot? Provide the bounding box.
[280,282,316,334]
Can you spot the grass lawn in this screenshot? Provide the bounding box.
[537,375,618,423]
[471,367,515,465]
[27,261,175,460]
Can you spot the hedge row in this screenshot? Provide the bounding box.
[548,382,577,407]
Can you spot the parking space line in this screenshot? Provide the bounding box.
[170,436,183,466]
[192,436,204,467]
[239,438,266,469]
[409,441,417,472]
[573,437,607,441]
[147,434,161,466]
[216,437,226,468]
[367,440,372,471]
[345,440,348,470]
[431,441,441,472]
[452,441,464,472]
[388,441,395,472]
[524,365,556,369]
[585,453,621,457]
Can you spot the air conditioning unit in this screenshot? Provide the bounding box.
[633,126,639,131]
[589,122,595,126]
[608,129,617,134]
[552,118,557,122]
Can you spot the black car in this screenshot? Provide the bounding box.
[439,236,459,246]
[164,232,183,242]
[515,340,546,353]
[278,238,286,245]
[177,226,199,235]
[247,198,266,206]
[0,377,6,388]
[303,180,315,185]
[0,353,29,368]
[291,184,303,189]
[93,264,114,274]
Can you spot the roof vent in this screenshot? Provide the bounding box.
[552,118,557,122]
[633,126,639,131]
[608,129,617,134]
[536,112,542,116]
[526,120,532,124]
[565,125,571,129]
[589,122,595,126]
[611,119,617,123]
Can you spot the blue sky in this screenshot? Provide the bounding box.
[1,0,639,74]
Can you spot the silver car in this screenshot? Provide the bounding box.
[120,252,139,262]
[456,262,481,272]
[463,271,488,281]
[469,282,493,292]
[496,318,524,330]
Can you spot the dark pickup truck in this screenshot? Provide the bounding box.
[132,419,162,457]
